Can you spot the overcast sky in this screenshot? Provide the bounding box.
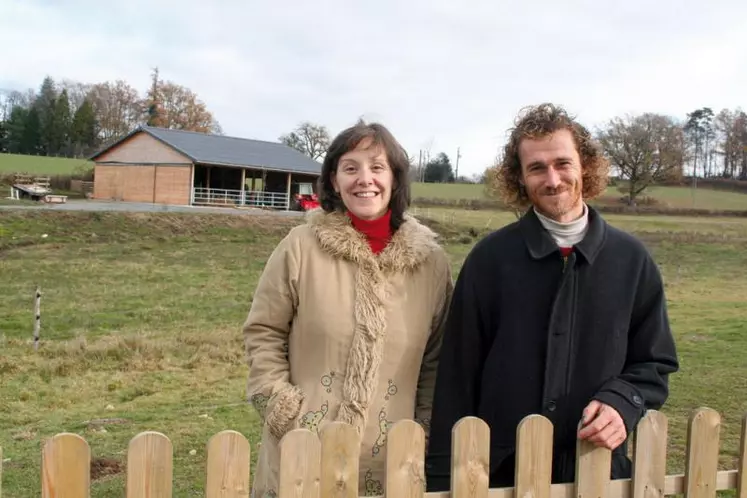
[1,0,745,176]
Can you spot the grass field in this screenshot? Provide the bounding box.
[412,182,747,210]
[1,209,746,496]
[0,153,92,175]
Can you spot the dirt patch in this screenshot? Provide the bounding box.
[90,457,124,481]
[417,216,488,244]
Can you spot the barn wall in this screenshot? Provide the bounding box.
[93,164,191,205]
[95,132,192,164]
[93,164,155,202]
[154,165,192,205]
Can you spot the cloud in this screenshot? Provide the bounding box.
[2,0,745,176]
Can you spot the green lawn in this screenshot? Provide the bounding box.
[0,153,92,175]
[0,210,745,496]
[411,182,747,211]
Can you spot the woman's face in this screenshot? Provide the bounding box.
[332,138,393,220]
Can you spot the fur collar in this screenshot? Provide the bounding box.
[305,207,441,273]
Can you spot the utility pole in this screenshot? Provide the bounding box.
[455,147,461,183]
[418,150,423,182]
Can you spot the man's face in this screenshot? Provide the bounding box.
[518,129,584,222]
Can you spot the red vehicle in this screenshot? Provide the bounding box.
[292,183,320,211]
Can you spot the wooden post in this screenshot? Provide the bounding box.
[240,168,246,206]
[34,287,41,350]
[738,413,746,498]
[451,417,490,498]
[279,429,321,498]
[632,411,668,498]
[515,415,553,498]
[575,425,611,498]
[41,434,90,498]
[127,431,173,498]
[206,430,251,498]
[320,422,359,498]
[286,172,292,210]
[386,420,425,498]
[684,408,721,498]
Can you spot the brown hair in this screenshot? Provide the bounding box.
[318,119,411,229]
[494,103,610,209]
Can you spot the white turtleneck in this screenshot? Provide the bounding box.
[534,203,589,248]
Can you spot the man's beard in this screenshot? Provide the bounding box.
[532,184,582,219]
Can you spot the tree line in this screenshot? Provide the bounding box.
[595,106,747,203]
[282,106,747,201]
[0,69,222,159]
[280,121,463,184]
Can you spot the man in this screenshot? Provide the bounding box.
[424,103,679,490]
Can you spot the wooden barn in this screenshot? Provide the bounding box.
[90,126,322,210]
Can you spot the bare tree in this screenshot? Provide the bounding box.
[146,72,221,134]
[279,121,330,160]
[597,113,685,205]
[59,79,93,111]
[88,80,143,142]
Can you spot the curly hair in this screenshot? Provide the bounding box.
[493,103,610,210]
[318,119,411,229]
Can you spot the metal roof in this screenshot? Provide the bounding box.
[91,125,322,175]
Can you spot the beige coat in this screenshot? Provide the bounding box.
[243,208,453,498]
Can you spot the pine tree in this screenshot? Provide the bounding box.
[5,106,28,153]
[21,106,42,155]
[37,76,58,154]
[71,98,97,156]
[49,89,72,155]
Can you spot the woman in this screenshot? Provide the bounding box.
[243,120,453,497]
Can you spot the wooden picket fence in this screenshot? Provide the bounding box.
[1,407,745,497]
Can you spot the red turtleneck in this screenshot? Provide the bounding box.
[347,209,392,254]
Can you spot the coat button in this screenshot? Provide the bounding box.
[546,400,557,412]
[632,395,643,406]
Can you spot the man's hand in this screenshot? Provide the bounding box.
[577,400,627,450]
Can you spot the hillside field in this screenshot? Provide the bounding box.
[0,153,92,175]
[0,209,745,496]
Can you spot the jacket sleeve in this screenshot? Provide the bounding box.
[425,252,490,492]
[243,231,306,442]
[414,253,454,442]
[592,254,679,436]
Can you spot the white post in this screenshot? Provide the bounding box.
[286,172,292,210]
[33,287,41,350]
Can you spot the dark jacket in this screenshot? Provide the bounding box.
[425,206,679,490]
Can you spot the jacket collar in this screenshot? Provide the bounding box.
[519,204,607,265]
[305,207,441,273]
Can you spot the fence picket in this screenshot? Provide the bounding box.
[320,422,360,498]
[386,420,425,498]
[41,433,90,498]
[684,408,721,498]
[632,411,668,498]
[206,430,251,498]
[451,416,490,498]
[574,433,611,498]
[736,413,746,498]
[279,429,321,498]
[2,408,744,497]
[515,414,553,498]
[126,431,173,498]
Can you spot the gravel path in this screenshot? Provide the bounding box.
[0,199,304,217]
